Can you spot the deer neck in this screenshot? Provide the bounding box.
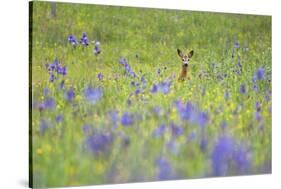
[178,65,188,81]
[181,65,188,77]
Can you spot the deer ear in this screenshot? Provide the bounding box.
[188,50,194,58]
[177,49,183,58]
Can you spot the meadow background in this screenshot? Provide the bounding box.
[30,1,272,188]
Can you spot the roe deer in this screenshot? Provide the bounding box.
[177,48,194,81]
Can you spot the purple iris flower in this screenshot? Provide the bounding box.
[80,32,89,46]
[93,41,101,55]
[68,34,78,47]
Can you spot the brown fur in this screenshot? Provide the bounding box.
[178,66,188,81]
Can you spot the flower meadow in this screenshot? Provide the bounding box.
[30,2,272,188]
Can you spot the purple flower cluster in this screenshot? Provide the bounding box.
[175,101,208,128]
[86,133,113,154]
[150,79,172,95]
[80,32,89,46]
[211,136,251,176]
[38,97,56,111]
[45,59,67,82]
[119,57,136,77]
[67,34,78,47]
[68,33,101,52]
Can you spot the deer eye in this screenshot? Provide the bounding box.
[182,58,185,61]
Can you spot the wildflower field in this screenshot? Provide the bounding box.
[30,2,272,188]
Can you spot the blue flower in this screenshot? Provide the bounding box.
[80,32,89,46]
[176,101,195,121]
[197,111,208,128]
[65,89,75,102]
[93,41,101,55]
[40,119,48,135]
[97,73,103,80]
[155,157,173,180]
[170,123,183,137]
[211,136,250,176]
[256,67,265,80]
[200,137,208,152]
[255,101,261,112]
[68,34,78,47]
[135,88,141,95]
[166,139,179,155]
[150,84,158,93]
[239,84,246,94]
[212,136,235,176]
[234,40,240,49]
[253,84,258,92]
[57,66,67,75]
[86,133,113,154]
[121,112,134,126]
[119,57,136,77]
[55,115,63,123]
[84,86,103,104]
[42,88,49,96]
[82,124,91,134]
[59,80,65,89]
[152,124,166,137]
[49,74,56,82]
[158,80,171,94]
[108,110,119,129]
[150,80,172,94]
[224,91,230,100]
[157,68,161,75]
[41,97,55,110]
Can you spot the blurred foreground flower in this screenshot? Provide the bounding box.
[84,86,103,104]
[86,133,113,154]
[155,156,174,180]
[121,112,134,126]
[65,89,75,102]
[211,136,251,176]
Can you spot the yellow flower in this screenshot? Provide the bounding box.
[36,148,43,155]
[96,162,105,173]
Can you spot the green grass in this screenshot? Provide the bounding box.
[30,1,271,188]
